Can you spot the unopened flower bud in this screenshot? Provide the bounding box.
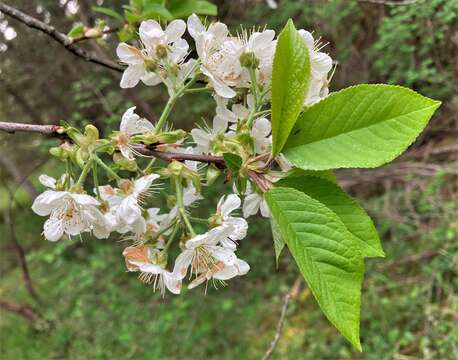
[239,51,260,69]
[155,44,168,59]
[168,160,185,177]
[84,124,99,142]
[113,152,137,172]
[157,129,186,144]
[144,58,158,72]
[206,165,221,186]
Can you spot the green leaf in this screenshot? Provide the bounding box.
[278,176,384,258]
[141,4,173,20]
[287,169,336,183]
[223,153,243,173]
[169,0,217,18]
[92,6,124,21]
[67,24,84,38]
[283,84,441,170]
[270,19,311,156]
[269,216,285,266]
[265,187,364,350]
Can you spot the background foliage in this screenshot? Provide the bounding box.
[1,0,457,359]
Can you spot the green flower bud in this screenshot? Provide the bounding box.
[49,146,69,160]
[157,129,187,144]
[155,44,168,59]
[239,51,260,69]
[144,58,158,72]
[113,152,137,172]
[84,124,99,142]
[206,165,221,186]
[166,195,176,209]
[168,160,185,177]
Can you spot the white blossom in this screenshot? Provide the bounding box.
[114,106,155,160]
[242,183,270,218]
[190,113,228,154]
[32,175,105,241]
[298,29,333,105]
[173,226,249,289]
[117,19,188,88]
[99,174,160,234]
[215,194,248,248]
[187,14,238,98]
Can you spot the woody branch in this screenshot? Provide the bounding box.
[0,2,123,72]
[0,121,225,167]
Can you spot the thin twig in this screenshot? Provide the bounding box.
[262,277,302,360]
[0,121,226,167]
[0,299,39,322]
[0,2,123,72]
[358,0,418,5]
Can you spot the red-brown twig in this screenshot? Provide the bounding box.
[0,121,226,167]
[0,299,39,322]
[0,2,123,72]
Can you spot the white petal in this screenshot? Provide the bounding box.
[253,117,271,137]
[224,217,248,240]
[116,43,143,64]
[165,20,186,43]
[213,114,228,134]
[260,199,271,218]
[208,22,228,39]
[298,29,314,49]
[31,190,67,216]
[141,72,162,86]
[173,250,193,279]
[38,174,56,189]
[43,218,64,241]
[312,52,333,75]
[133,174,160,195]
[120,145,134,161]
[71,193,100,206]
[208,246,237,266]
[187,14,205,39]
[169,38,189,63]
[190,128,211,151]
[212,264,238,280]
[236,259,250,275]
[120,106,138,134]
[139,20,164,46]
[220,194,241,216]
[243,193,261,218]
[249,30,275,52]
[120,64,146,89]
[163,272,182,294]
[118,196,142,224]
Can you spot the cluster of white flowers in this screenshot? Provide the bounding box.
[32,14,334,295]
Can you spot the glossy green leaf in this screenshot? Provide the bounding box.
[283,84,441,170]
[278,176,384,258]
[142,4,173,20]
[169,0,217,18]
[92,6,124,21]
[271,19,311,156]
[223,153,243,173]
[67,24,84,38]
[287,169,336,183]
[265,187,364,350]
[269,216,285,266]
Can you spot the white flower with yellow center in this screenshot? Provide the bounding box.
[116,19,188,88]
[173,226,249,289]
[32,175,104,241]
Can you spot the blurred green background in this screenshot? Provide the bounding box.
[0,0,457,359]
